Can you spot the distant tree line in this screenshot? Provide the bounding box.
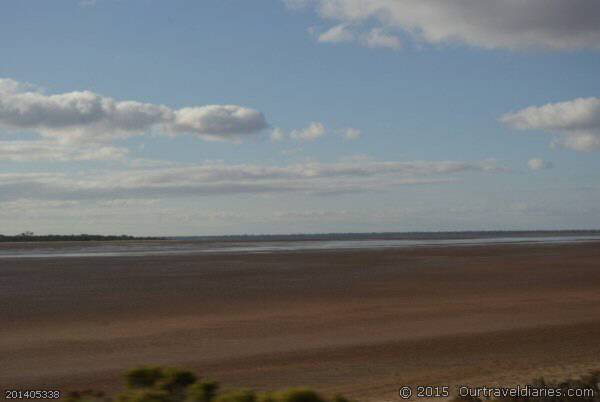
[175,230,600,242]
[0,232,164,242]
[3,229,600,243]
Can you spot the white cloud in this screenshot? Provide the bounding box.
[0,78,268,144]
[528,158,554,171]
[501,97,600,152]
[0,77,269,161]
[0,140,128,162]
[290,122,326,141]
[0,159,507,202]
[0,79,166,143]
[287,0,600,50]
[340,127,361,140]
[553,134,600,152]
[170,105,268,141]
[274,124,360,143]
[361,28,401,50]
[317,24,355,43]
[0,199,80,213]
[314,25,400,50]
[270,128,286,142]
[318,24,354,43]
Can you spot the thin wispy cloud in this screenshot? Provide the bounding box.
[528,158,554,171]
[340,128,361,140]
[0,140,128,162]
[362,28,401,50]
[0,159,507,202]
[317,24,355,43]
[315,25,401,50]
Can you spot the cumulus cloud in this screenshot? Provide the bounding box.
[362,28,401,50]
[501,97,600,152]
[528,158,554,171]
[287,0,600,50]
[340,127,361,140]
[0,77,269,161]
[170,105,268,141]
[289,122,326,141]
[0,159,506,202]
[0,78,267,144]
[270,128,286,142]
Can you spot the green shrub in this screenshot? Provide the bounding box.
[125,367,166,389]
[157,368,198,393]
[331,395,350,402]
[256,392,278,402]
[66,364,600,402]
[65,366,343,402]
[186,380,220,402]
[276,389,325,402]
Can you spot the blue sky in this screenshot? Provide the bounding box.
[1,0,600,235]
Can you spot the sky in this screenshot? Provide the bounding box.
[1,0,600,236]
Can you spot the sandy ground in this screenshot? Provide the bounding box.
[1,242,600,400]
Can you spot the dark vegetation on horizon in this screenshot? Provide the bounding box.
[174,230,600,242]
[0,232,164,243]
[3,230,600,243]
[64,366,600,402]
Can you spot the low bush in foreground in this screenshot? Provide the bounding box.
[64,366,349,402]
[65,366,600,402]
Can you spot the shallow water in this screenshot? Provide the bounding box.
[1,235,600,259]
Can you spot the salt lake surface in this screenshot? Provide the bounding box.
[2,235,600,259]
